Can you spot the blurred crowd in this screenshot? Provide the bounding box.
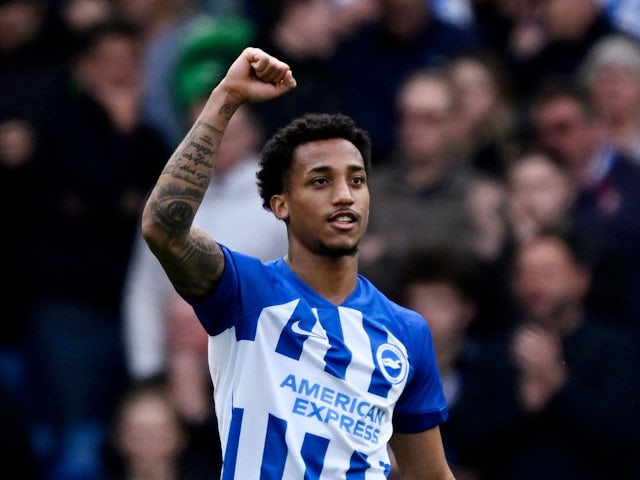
[1,0,640,479]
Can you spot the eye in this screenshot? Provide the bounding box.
[351,175,366,186]
[311,177,329,186]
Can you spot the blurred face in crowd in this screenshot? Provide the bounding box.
[537,0,600,41]
[115,391,185,471]
[589,64,640,122]
[287,0,342,58]
[379,0,429,39]
[397,73,456,165]
[513,236,589,328]
[78,32,142,95]
[507,152,575,239]
[405,281,475,360]
[448,56,502,135]
[532,96,598,176]
[0,0,43,53]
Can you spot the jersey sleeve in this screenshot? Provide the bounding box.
[392,312,449,433]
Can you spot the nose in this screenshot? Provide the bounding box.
[333,178,354,205]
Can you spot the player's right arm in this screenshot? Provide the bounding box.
[141,48,296,302]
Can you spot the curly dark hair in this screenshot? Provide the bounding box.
[256,112,372,211]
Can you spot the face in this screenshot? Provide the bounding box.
[294,0,341,58]
[271,138,369,258]
[533,97,597,174]
[0,0,43,52]
[405,281,475,354]
[513,237,588,326]
[380,0,428,38]
[590,65,640,120]
[449,58,501,132]
[116,394,184,468]
[81,34,141,94]
[508,153,574,229]
[397,75,456,163]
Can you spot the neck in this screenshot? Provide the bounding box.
[286,245,359,305]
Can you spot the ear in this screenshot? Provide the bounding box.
[270,194,289,221]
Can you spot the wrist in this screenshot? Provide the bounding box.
[199,84,245,129]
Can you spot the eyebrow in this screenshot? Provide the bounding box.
[307,164,366,174]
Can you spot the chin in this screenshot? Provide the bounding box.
[314,242,359,259]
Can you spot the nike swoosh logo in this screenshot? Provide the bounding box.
[291,320,327,341]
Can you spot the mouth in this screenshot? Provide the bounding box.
[328,210,358,229]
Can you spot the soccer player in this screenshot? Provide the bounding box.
[141,47,455,479]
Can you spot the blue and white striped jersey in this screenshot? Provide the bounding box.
[193,246,448,479]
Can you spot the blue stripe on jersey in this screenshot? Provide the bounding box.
[346,450,370,479]
[317,308,352,379]
[260,414,287,479]
[363,321,393,398]
[221,407,243,480]
[275,300,313,361]
[301,432,330,479]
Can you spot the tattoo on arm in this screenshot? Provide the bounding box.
[162,121,221,189]
[145,118,232,299]
[219,103,236,120]
[160,227,225,301]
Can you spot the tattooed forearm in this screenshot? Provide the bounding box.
[142,110,232,299]
[162,121,221,188]
[148,184,205,236]
[219,102,236,120]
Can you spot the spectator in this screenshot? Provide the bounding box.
[473,0,621,105]
[505,147,577,246]
[452,230,640,479]
[464,171,512,337]
[446,49,519,179]
[249,0,346,140]
[530,79,640,330]
[103,378,221,480]
[359,67,475,298]
[53,0,115,53]
[334,0,480,162]
[112,0,204,147]
[0,2,70,383]
[0,0,69,126]
[398,246,482,480]
[579,34,640,163]
[170,13,255,137]
[467,146,578,338]
[26,19,171,479]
